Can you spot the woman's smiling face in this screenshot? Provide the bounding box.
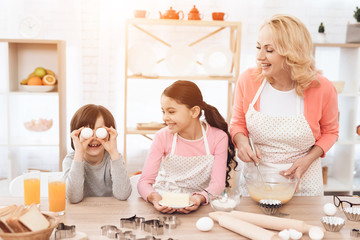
[256,25,286,79]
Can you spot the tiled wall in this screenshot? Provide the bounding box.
[0,0,358,169]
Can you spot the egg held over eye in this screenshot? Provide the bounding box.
[96,128,108,139]
[80,127,93,139]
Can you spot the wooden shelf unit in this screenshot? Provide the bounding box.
[313,42,360,194]
[0,39,66,180]
[124,19,242,162]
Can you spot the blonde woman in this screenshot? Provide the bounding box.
[230,14,339,196]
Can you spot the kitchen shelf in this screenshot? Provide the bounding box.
[0,39,66,180]
[124,19,242,162]
[313,42,360,194]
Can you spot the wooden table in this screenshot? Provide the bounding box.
[0,196,358,239]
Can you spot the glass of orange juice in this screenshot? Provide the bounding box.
[48,173,66,215]
[23,170,40,206]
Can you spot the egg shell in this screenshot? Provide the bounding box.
[289,228,302,240]
[323,203,337,216]
[309,226,324,240]
[278,229,290,240]
[196,217,214,232]
[96,128,108,139]
[81,127,93,139]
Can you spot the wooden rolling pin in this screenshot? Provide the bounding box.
[209,212,279,240]
[230,211,322,233]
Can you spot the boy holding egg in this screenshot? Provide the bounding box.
[63,104,131,203]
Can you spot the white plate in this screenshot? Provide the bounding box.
[203,45,233,76]
[20,85,55,92]
[128,44,157,75]
[158,200,194,209]
[165,45,197,76]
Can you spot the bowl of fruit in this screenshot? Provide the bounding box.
[20,67,57,92]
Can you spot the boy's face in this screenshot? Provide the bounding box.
[84,115,106,164]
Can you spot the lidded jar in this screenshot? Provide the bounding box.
[188,5,202,20]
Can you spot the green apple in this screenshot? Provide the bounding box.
[34,67,46,78]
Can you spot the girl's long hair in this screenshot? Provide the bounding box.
[163,80,237,187]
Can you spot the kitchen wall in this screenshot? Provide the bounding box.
[0,0,357,172]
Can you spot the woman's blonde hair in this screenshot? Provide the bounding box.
[257,14,320,96]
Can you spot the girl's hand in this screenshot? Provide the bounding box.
[71,127,93,161]
[176,194,204,214]
[97,127,120,160]
[148,192,176,214]
[234,134,261,164]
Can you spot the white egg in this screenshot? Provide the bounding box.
[323,203,337,216]
[309,226,324,240]
[196,217,214,232]
[96,128,108,139]
[289,228,302,240]
[80,127,93,139]
[278,229,290,240]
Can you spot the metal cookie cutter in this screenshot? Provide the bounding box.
[351,228,360,237]
[101,225,120,239]
[120,215,145,229]
[158,216,180,230]
[141,219,164,236]
[116,230,136,240]
[55,223,76,240]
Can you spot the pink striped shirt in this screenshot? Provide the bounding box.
[137,123,228,203]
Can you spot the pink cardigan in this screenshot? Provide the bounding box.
[137,123,228,203]
[230,68,339,157]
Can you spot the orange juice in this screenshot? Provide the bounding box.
[24,178,40,206]
[48,181,66,213]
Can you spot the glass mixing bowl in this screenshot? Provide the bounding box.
[208,188,241,212]
[244,165,298,204]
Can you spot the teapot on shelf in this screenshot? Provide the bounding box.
[159,7,184,20]
[188,5,202,20]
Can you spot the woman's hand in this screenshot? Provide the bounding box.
[97,127,120,160]
[147,192,177,214]
[71,127,93,161]
[233,133,261,164]
[280,146,324,191]
[176,194,205,214]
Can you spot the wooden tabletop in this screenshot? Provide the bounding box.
[0,196,358,240]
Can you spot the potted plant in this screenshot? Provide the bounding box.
[346,6,360,43]
[354,6,360,22]
[316,22,326,43]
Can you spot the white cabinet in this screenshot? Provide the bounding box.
[313,43,360,193]
[0,39,66,180]
[124,19,242,162]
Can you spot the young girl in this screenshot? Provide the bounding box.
[63,104,131,203]
[137,80,237,214]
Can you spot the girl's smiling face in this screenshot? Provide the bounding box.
[161,95,196,135]
[256,25,287,80]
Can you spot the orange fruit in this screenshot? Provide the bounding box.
[27,76,42,85]
[42,75,56,85]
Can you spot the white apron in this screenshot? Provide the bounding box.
[238,80,323,196]
[153,123,215,194]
